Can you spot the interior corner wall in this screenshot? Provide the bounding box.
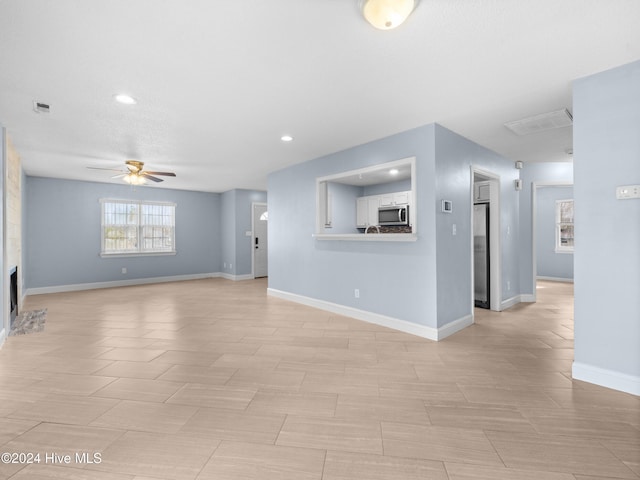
[572,59,640,395]
[434,124,520,324]
[268,124,439,329]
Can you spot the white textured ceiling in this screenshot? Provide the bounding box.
[1,0,639,193]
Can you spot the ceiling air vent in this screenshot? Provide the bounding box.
[504,108,573,136]
[33,101,51,114]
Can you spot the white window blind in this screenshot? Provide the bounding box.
[101,199,176,256]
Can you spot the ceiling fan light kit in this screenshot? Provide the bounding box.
[123,173,147,185]
[88,160,176,185]
[361,0,418,30]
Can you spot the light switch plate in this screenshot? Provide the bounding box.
[616,185,640,199]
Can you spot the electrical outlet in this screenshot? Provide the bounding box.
[452,224,457,236]
[354,289,360,299]
[224,262,227,269]
[229,263,232,270]
[121,267,127,274]
[507,280,511,291]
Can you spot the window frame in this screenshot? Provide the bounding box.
[555,198,574,254]
[100,198,177,258]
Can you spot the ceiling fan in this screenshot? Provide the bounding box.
[88,160,176,185]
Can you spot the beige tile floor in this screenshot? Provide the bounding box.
[0,279,638,480]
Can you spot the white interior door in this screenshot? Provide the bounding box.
[253,203,268,278]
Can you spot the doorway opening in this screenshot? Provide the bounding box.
[252,202,268,278]
[531,182,574,301]
[471,168,501,311]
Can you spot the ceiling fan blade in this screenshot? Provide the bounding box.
[111,173,128,179]
[87,166,124,172]
[141,173,164,182]
[143,171,176,177]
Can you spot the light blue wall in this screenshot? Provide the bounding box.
[327,182,361,234]
[536,186,574,280]
[269,123,523,330]
[24,177,221,289]
[20,169,27,296]
[519,163,574,295]
[434,124,519,324]
[220,190,236,275]
[363,178,411,196]
[268,124,439,327]
[573,60,640,388]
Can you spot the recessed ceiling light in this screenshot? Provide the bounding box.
[389,168,399,175]
[114,94,137,105]
[281,135,294,142]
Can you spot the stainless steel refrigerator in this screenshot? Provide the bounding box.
[474,203,490,309]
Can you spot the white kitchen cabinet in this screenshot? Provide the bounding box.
[356,197,368,227]
[368,196,380,225]
[393,191,410,205]
[379,191,410,206]
[356,195,380,227]
[357,192,414,228]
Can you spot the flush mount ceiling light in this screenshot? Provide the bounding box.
[281,135,294,142]
[361,0,418,30]
[389,168,399,175]
[113,93,137,105]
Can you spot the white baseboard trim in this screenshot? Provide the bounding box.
[25,272,222,296]
[573,361,640,396]
[499,293,536,309]
[267,288,473,341]
[437,314,475,340]
[537,276,574,283]
[500,295,521,310]
[220,273,254,281]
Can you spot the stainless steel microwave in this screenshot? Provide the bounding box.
[378,205,409,226]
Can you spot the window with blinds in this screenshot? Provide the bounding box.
[101,199,176,256]
[555,199,574,253]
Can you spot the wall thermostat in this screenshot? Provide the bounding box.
[616,185,640,199]
[441,200,452,213]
